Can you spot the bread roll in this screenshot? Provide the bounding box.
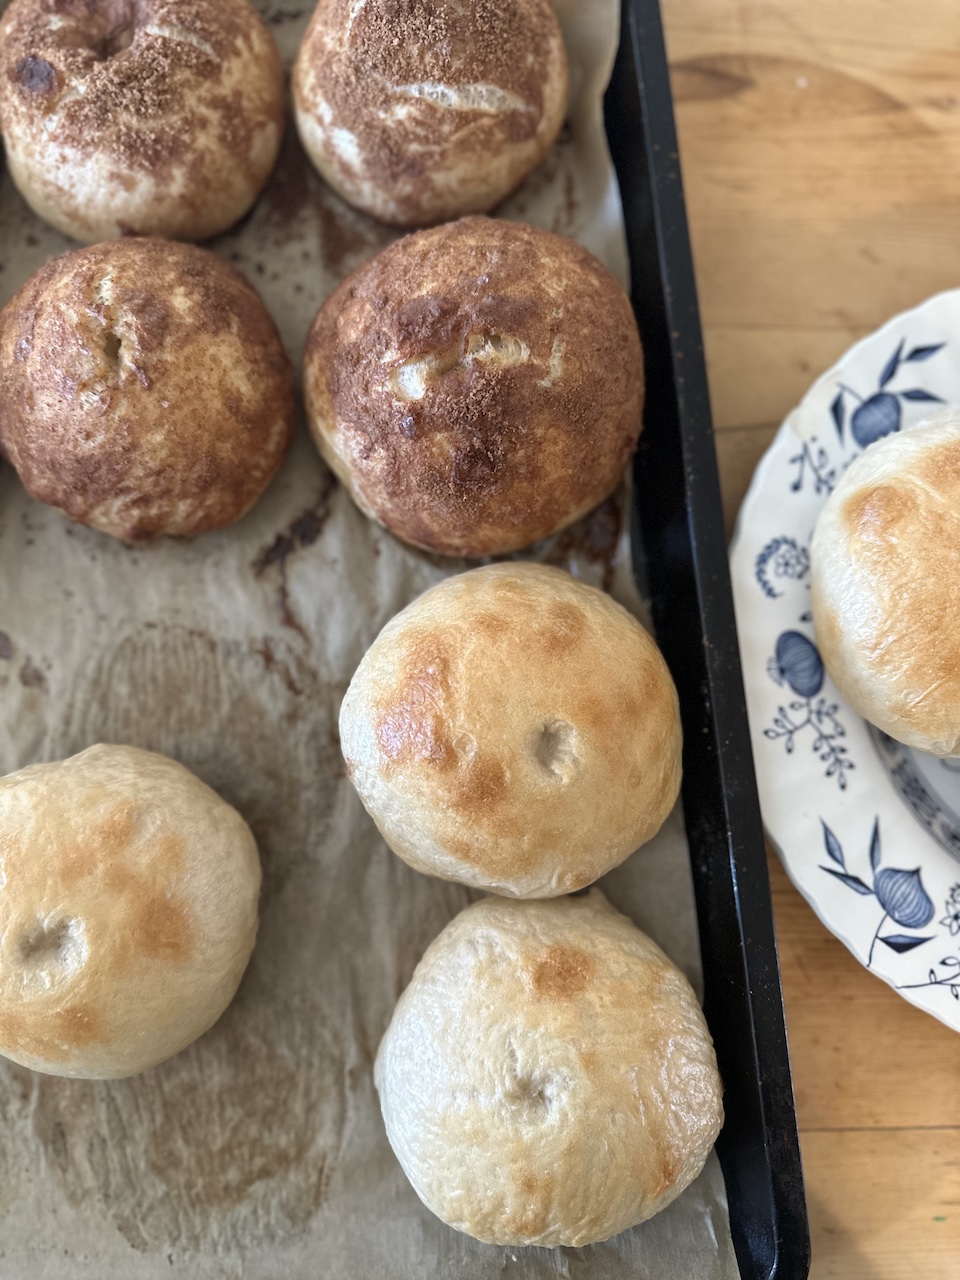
[811,411,960,755]
[0,0,284,243]
[340,563,682,897]
[0,745,260,1079]
[0,237,295,541]
[375,890,723,1247]
[292,0,568,226]
[305,216,644,557]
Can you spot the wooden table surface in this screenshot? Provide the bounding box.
[658,2,960,1276]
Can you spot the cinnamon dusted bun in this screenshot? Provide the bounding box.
[0,0,285,242]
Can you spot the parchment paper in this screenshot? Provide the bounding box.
[0,3,737,1276]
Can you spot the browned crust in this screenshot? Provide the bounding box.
[304,217,644,557]
[0,237,296,541]
[341,564,682,895]
[293,0,568,226]
[0,0,284,236]
[838,446,960,731]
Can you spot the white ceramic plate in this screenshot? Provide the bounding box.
[730,290,960,1031]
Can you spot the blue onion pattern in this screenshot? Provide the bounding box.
[765,631,851,786]
[788,340,946,494]
[772,631,823,698]
[850,391,901,446]
[829,339,944,450]
[874,867,934,930]
[818,819,940,969]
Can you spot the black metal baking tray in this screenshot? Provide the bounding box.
[604,3,811,1277]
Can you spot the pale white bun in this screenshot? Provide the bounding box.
[0,0,284,243]
[304,216,645,558]
[292,0,568,226]
[0,237,295,541]
[375,890,723,1247]
[0,744,261,1079]
[811,410,960,756]
[340,563,682,898]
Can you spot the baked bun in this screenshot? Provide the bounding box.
[292,0,567,226]
[375,890,722,1247]
[0,744,260,1080]
[0,238,295,541]
[340,563,681,897]
[0,0,284,243]
[811,411,960,755]
[305,217,644,557]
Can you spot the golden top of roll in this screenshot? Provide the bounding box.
[292,0,568,226]
[0,745,260,1079]
[811,411,960,755]
[340,563,682,897]
[0,237,295,541]
[375,890,723,1247]
[305,217,644,558]
[0,0,284,243]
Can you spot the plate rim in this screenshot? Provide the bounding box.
[729,288,960,1033]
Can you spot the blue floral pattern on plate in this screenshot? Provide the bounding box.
[729,291,960,1031]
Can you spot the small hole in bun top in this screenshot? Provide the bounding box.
[94,2,137,60]
[17,917,88,985]
[534,720,580,782]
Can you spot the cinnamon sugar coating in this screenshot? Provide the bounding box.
[0,0,285,242]
[0,238,295,541]
[304,217,644,557]
[293,0,568,226]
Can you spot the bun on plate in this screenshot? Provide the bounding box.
[811,410,960,755]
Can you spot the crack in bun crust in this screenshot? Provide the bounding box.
[0,0,285,242]
[304,217,645,558]
[0,237,296,541]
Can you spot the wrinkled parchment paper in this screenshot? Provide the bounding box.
[0,3,737,1276]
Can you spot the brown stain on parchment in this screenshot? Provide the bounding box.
[33,623,352,1252]
[258,110,390,274]
[541,491,622,593]
[253,485,336,641]
[18,657,47,692]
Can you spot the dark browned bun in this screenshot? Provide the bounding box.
[303,217,644,558]
[0,238,295,541]
[0,0,284,243]
[292,0,568,227]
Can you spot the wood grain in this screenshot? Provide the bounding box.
[660,1,960,1274]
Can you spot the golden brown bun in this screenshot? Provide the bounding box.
[340,563,682,897]
[375,890,723,1247]
[304,217,644,557]
[0,238,295,541]
[0,0,284,243]
[292,0,568,226]
[0,744,260,1079]
[811,411,960,755]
